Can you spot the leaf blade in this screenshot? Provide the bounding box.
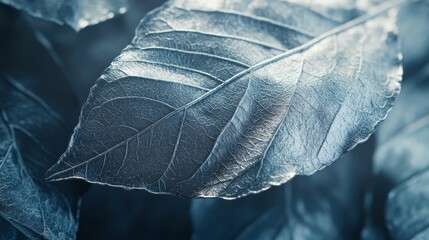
[47,0,403,198]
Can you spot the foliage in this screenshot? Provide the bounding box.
[0,0,428,239]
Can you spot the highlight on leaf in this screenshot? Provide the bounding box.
[46,0,403,199]
[0,0,127,31]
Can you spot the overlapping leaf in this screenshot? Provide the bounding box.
[47,0,402,198]
[0,0,127,31]
[0,8,82,239]
[362,65,429,240]
[192,140,373,239]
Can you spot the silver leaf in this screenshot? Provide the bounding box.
[47,0,403,198]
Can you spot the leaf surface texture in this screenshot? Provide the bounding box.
[47,0,402,198]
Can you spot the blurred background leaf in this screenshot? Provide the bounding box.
[192,139,374,240]
[398,0,429,77]
[362,65,429,240]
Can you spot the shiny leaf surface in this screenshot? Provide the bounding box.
[47,0,402,198]
[0,0,127,31]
